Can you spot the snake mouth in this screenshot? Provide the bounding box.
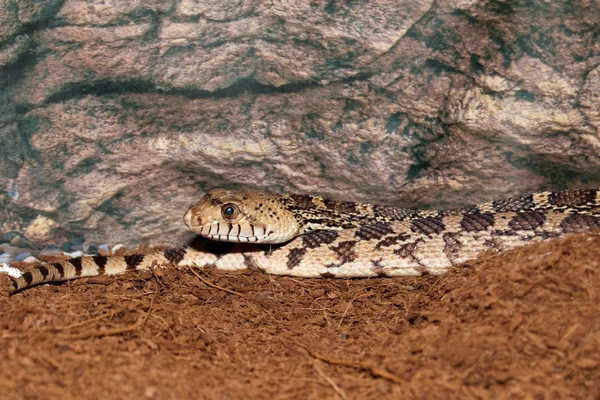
[191,220,275,243]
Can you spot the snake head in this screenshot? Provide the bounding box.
[184,188,301,244]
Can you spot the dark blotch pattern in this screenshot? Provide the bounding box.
[393,240,419,258]
[124,254,145,270]
[340,202,358,213]
[287,247,307,269]
[289,194,321,210]
[410,218,445,236]
[373,204,419,220]
[22,271,33,286]
[371,258,387,276]
[548,189,597,208]
[559,214,600,234]
[92,256,107,274]
[375,233,411,249]
[330,240,357,264]
[164,247,187,265]
[51,262,65,276]
[243,254,261,270]
[493,228,518,237]
[322,198,359,214]
[69,257,83,276]
[490,194,535,213]
[37,265,49,279]
[323,198,340,210]
[508,211,546,231]
[320,271,336,278]
[460,213,495,232]
[355,222,394,240]
[301,231,339,249]
[442,232,462,261]
[483,237,504,252]
[534,231,556,240]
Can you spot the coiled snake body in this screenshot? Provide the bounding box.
[10,188,600,293]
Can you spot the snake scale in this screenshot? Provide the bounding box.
[9,188,600,293]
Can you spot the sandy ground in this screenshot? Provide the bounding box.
[0,235,599,399]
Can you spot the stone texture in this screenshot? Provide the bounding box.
[1,0,600,247]
[24,215,57,241]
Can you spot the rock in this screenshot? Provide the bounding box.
[0,254,14,263]
[15,252,32,262]
[63,250,83,258]
[39,248,62,257]
[69,236,84,246]
[24,215,58,242]
[8,233,39,250]
[59,242,72,252]
[0,243,23,256]
[9,235,20,247]
[2,232,20,244]
[68,236,84,251]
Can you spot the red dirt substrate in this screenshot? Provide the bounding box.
[1,234,599,399]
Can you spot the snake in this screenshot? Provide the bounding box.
[8,188,600,293]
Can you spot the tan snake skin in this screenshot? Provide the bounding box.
[9,188,600,293]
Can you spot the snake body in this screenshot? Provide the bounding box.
[9,188,600,293]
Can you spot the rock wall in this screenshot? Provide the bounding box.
[1,0,600,246]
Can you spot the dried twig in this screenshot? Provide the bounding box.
[63,290,157,340]
[60,307,126,330]
[62,319,144,340]
[188,266,244,297]
[288,340,403,385]
[338,292,372,327]
[312,360,348,399]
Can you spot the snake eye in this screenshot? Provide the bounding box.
[221,203,240,219]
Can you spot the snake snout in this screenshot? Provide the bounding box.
[183,208,196,230]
